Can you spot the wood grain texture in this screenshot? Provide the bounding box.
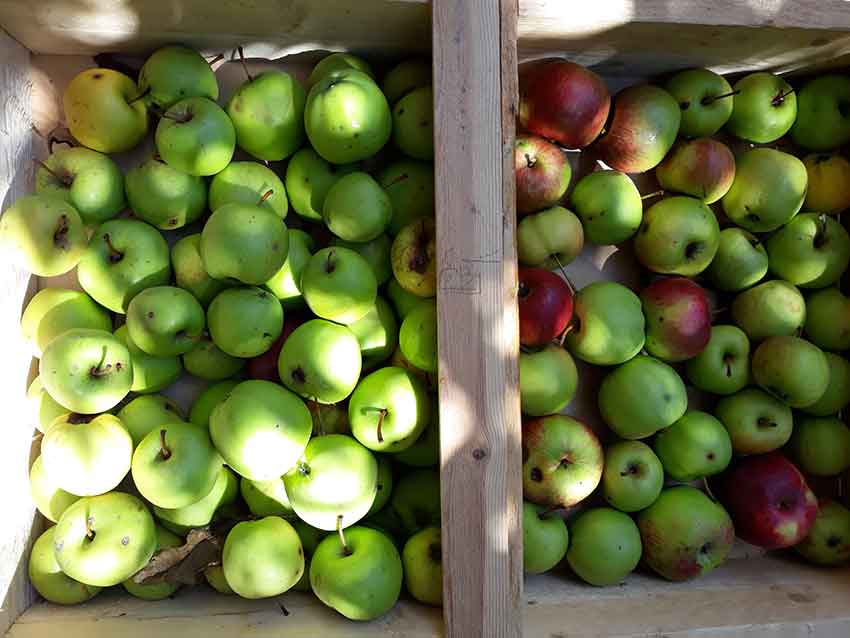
[433,1,522,637]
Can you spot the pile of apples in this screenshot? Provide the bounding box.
[0,46,444,619]
[516,59,850,584]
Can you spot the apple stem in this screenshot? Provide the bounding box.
[772,89,794,107]
[152,152,163,162]
[337,515,352,556]
[237,46,253,81]
[325,249,335,273]
[103,233,124,263]
[206,53,225,66]
[47,134,74,155]
[557,323,574,347]
[814,213,829,248]
[259,189,274,204]
[364,407,389,443]
[53,214,71,249]
[159,429,172,460]
[551,254,575,293]
[85,516,95,540]
[700,89,740,105]
[89,363,112,377]
[383,172,410,188]
[34,159,71,186]
[128,86,150,105]
[640,190,665,201]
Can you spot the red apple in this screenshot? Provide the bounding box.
[640,277,711,362]
[515,134,571,216]
[245,312,307,382]
[655,137,736,205]
[711,452,818,549]
[518,267,573,347]
[518,59,610,149]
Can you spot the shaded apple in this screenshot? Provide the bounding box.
[640,277,711,362]
[766,213,850,289]
[795,499,850,566]
[731,280,806,341]
[714,387,793,455]
[802,352,850,417]
[788,416,850,477]
[791,75,850,151]
[751,336,829,408]
[803,153,850,214]
[804,287,850,351]
[705,227,768,292]
[518,267,573,347]
[569,170,642,245]
[685,325,750,395]
[600,441,663,513]
[519,344,578,417]
[517,206,584,269]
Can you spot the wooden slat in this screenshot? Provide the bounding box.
[433,1,522,637]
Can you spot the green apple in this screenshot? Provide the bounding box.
[125,157,206,230]
[805,287,850,350]
[207,287,283,357]
[223,516,304,598]
[283,434,378,530]
[36,147,125,225]
[284,148,358,222]
[601,441,663,513]
[29,454,79,523]
[392,468,441,535]
[308,53,373,87]
[138,45,218,110]
[210,379,311,480]
[766,213,850,288]
[301,247,378,324]
[117,393,184,447]
[323,172,392,242]
[399,301,437,373]
[791,75,850,151]
[205,565,234,594]
[241,475,294,518]
[123,525,183,600]
[387,278,424,319]
[0,194,86,276]
[731,280,806,341]
[752,336,829,408]
[402,526,442,605]
[347,296,399,369]
[155,466,238,534]
[789,416,850,477]
[227,70,306,161]
[132,420,222,508]
[685,325,750,395]
[77,218,171,313]
[21,287,111,357]
[183,335,245,380]
[569,170,642,245]
[190,379,239,430]
[310,526,402,620]
[394,406,439,468]
[664,68,735,137]
[566,281,645,366]
[155,97,236,176]
[208,161,287,218]
[522,503,568,574]
[393,86,433,160]
[171,234,230,307]
[40,328,132,413]
[721,148,807,233]
[567,507,642,586]
[634,196,720,276]
[378,160,434,236]
[305,69,391,164]
[391,218,437,298]
[278,319,362,403]
[653,411,732,481]
[63,68,148,153]
[795,499,850,565]
[714,387,793,454]
[54,491,157,587]
[519,344,578,416]
[368,457,394,516]
[331,234,393,286]
[265,229,314,306]
[802,353,850,417]
[706,227,768,292]
[28,527,101,605]
[27,375,69,433]
[362,503,408,544]
[726,72,796,143]
[126,285,205,357]
[598,356,687,439]
[114,325,182,394]
[517,206,584,269]
[382,59,431,105]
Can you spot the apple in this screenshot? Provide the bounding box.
[522,415,603,508]
[310,526,402,620]
[53,491,157,587]
[189,379,239,430]
[155,96,235,176]
[308,53,373,87]
[638,486,734,581]
[393,86,433,160]
[301,247,377,324]
[514,135,570,216]
[519,344,578,417]
[382,59,430,105]
[223,516,304,598]
[77,218,171,313]
[685,325,750,395]
[655,137,735,204]
[183,335,245,381]
[28,527,101,605]
[795,499,850,566]
[566,280,644,365]
[791,75,850,151]
[634,196,720,276]
[227,70,306,161]
[569,170,642,245]
[27,375,68,433]
[171,234,230,307]
[522,502,568,574]
[705,227,768,292]
[601,440,663,513]
[117,393,184,448]
[802,352,850,417]
[21,287,111,357]
[391,468,441,534]
[592,84,681,173]
[711,452,817,549]
[726,71,796,143]
[399,301,438,373]
[210,380,311,480]
[125,156,206,230]
[598,356,687,439]
[788,416,850,477]
[517,206,584,269]
[348,296,398,369]
[664,68,735,137]
[721,148,807,232]
[518,59,610,148]
[36,147,125,225]
[368,457,394,516]
[29,455,79,523]
[379,160,434,236]
[208,161,288,218]
[285,148,358,222]
[207,286,283,357]
[123,525,183,600]
[387,279,424,320]
[653,411,732,482]
[126,285,205,357]
[752,336,829,408]
[40,328,132,413]
[266,229,315,307]
[363,501,408,542]
[518,267,573,347]
[402,526,442,604]
[391,218,437,298]
[283,434,378,530]
[641,277,711,362]
[714,387,793,455]
[240,475,294,518]
[731,280,805,341]
[804,287,850,350]
[63,68,148,153]
[802,153,850,214]
[0,194,86,277]
[323,172,392,242]
[114,325,182,395]
[205,565,234,594]
[567,507,642,586]
[138,45,218,109]
[766,213,850,288]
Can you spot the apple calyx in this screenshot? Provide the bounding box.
[700,89,740,106]
[771,89,794,107]
[684,241,705,261]
[291,366,307,385]
[620,462,641,477]
[237,46,254,82]
[159,429,172,461]
[722,354,735,377]
[53,214,72,250]
[336,514,353,556]
[102,233,125,264]
[529,467,543,482]
[258,189,274,205]
[757,417,778,429]
[297,461,311,476]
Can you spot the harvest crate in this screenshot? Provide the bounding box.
[1,2,850,638]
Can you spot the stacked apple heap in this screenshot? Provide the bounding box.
[516,59,850,583]
[2,47,444,618]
